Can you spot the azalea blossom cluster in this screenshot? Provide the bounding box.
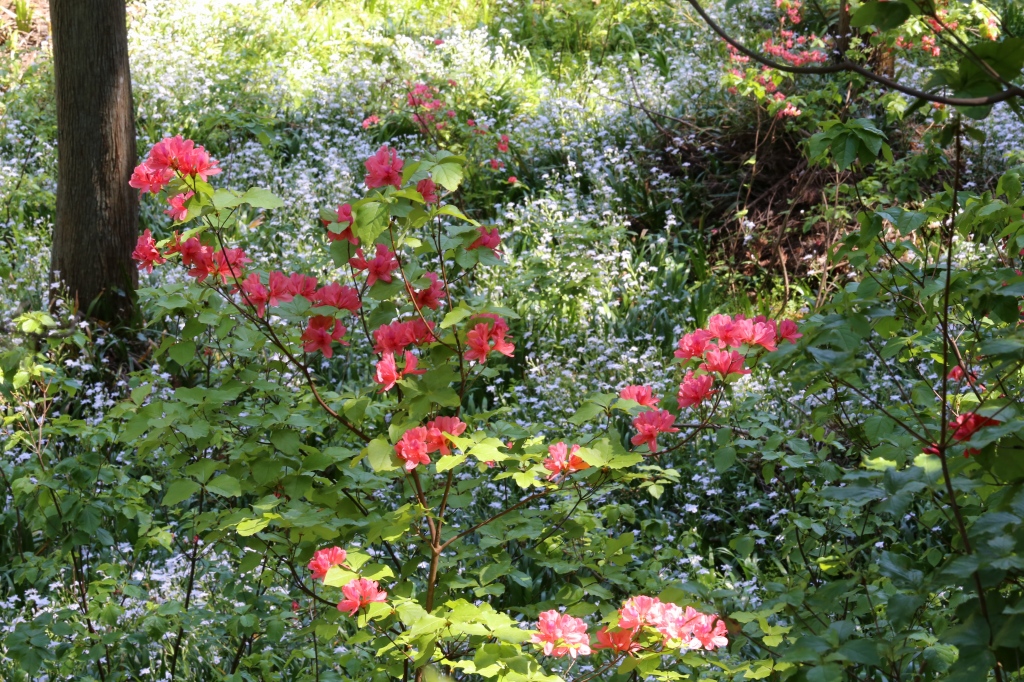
[614,314,800,453]
[762,34,827,67]
[361,69,517,182]
[531,596,727,661]
[131,139,514,373]
[132,222,358,359]
[307,546,389,616]
[543,441,589,480]
[129,135,221,220]
[394,416,468,471]
[923,412,1001,458]
[724,27,823,119]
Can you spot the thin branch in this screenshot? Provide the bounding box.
[683,0,1024,106]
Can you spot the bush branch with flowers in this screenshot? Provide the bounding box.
[117,132,805,681]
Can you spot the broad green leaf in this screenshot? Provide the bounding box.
[168,340,196,366]
[436,454,466,472]
[237,515,277,537]
[367,438,397,472]
[431,163,464,192]
[206,474,241,497]
[162,479,201,506]
[240,187,284,209]
[441,305,473,329]
[850,1,910,30]
[569,402,604,425]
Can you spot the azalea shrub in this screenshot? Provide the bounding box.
[14,133,811,681]
[659,126,1024,681]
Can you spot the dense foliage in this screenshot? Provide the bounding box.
[2,0,1024,680]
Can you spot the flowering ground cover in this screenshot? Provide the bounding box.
[3,0,1024,680]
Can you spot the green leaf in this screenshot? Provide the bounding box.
[807,664,844,682]
[850,1,910,30]
[355,201,390,246]
[271,429,302,456]
[206,474,241,497]
[441,305,473,329]
[367,438,397,472]
[162,479,201,506]
[714,446,737,472]
[168,340,196,366]
[237,515,277,536]
[431,163,464,192]
[569,402,605,425]
[436,454,467,473]
[360,563,394,581]
[212,189,242,209]
[437,204,480,226]
[130,383,152,406]
[574,446,608,468]
[240,187,284,209]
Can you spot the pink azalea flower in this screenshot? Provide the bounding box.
[364,145,404,189]
[619,385,659,407]
[337,578,387,616]
[374,352,400,392]
[468,226,501,254]
[352,244,399,287]
[308,546,347,581]
[129,163,173,195]
[372,319,435,354]
[395,427,431,471]
[268,271,297,306]
[630,410,679,453]
[179,145,221,181]
[654,603,696,643]
[425,416,467,456]
[241,273,269,317]
[508,176,518,184]
[949,413,1000,442]
[700,348,750,378]
[706,314,736,344]
[146,135,220,180]
[594,627,641,654]
[677,371,715,409]
[147,135,194,173]
[618,596,665,631]
[302,316,348,358]
[675,329,714,360]
[497,134,509,153]
[312,282,361,312]
[409,272,445,310]
[543,442,590,480]
[777,319,802,343]
[416,178,439,204]
[361,115,380,129]
[164,191,195,222]
[131,230,166,273]
[531,611,591,659]
[751,321,778,351]
[289,273,319,300]
[465,319,515,363]
[690,612,729,650]
[211,248,251,284]
[183,242,215,282]
[178,237,212,278]
[327,203,358,244]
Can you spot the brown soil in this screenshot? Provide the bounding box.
[1,0,50,65]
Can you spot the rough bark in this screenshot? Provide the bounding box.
[49,0,138,321]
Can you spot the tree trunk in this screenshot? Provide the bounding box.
[49,0,138,322]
